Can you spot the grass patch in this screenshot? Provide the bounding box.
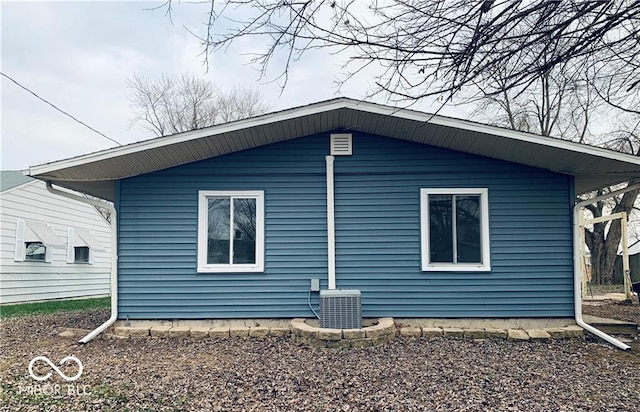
[0,297,110,319]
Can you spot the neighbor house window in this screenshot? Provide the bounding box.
[14,220,64,263]
[197,191,265,273]
[66,228,105,264]
[74,246,90,263]
[25,242,46,262]
[420,188,490,271]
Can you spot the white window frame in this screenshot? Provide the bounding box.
[66,228,104,265]
[420,188,491,272]
[14,219,62,263]
[197,190,265,273]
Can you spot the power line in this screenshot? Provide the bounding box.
[1,72,122,146]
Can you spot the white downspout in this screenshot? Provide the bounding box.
[326,155,336,289]
[573,183,640,351]
[46,182,118,344]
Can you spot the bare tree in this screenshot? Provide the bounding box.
[160,1,639,110]
[472,64,640,284]
[470,64,598,142]
[126,73,269,136]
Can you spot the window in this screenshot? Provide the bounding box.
[198,191,265,273]
[25,242,46,262]
[14,220,64,263]
[67,228,105,264]
[420,188,490,271]
[74,246,90,263]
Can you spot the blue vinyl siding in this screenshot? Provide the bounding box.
[117,132,574,319]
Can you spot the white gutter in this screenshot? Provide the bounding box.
[326,155,336,289]
[46,182,118,344]
[573,183,640,351]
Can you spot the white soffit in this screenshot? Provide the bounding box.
[27,98,640,200]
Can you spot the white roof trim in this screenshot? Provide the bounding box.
[26,98,640,200]
[29,98,640,177]
[28,99,350,176]
[26,221,65,248]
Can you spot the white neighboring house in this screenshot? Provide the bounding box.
[0,171,111,304]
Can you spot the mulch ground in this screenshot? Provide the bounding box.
[582,299,640,325]
[1,305,639,411]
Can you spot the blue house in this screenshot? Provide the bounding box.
[28,98,640,325]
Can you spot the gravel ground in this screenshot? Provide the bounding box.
[1,308,639,412]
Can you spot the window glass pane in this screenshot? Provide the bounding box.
[233,198,256,264]
[25,242,46,261]
[207,197,230,264]
[74,246,90,263]
[456,195,482,263]
[429,195,454,263]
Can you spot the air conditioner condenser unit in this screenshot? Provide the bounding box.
[320,289,362,329]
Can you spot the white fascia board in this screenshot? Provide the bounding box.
[342,100,640,167]
[28,99,355,177]
[27,97,640,178]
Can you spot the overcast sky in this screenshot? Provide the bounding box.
[1,1,465,172]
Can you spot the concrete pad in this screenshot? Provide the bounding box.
[114,326,150,338]
[229,327,250,337]
[168,327,190,338]
[290,319,319,339]
[378,318,395,328]
[290,319,308,337]
[507,329,529,341]
[464,329,486,339]
[422,327,443,338]
[249,327,270,338]
[442,328,465,338]
[484,328,508,339]
[149,325,172,338]
[209,327,230,338]
[394,318,574,329]
[399,327,422,338]
[190,327,211,338]
[364,318,395,338]
[113,320,173,328]
[527,329,551,341]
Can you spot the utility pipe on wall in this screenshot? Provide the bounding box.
[573,183,640,351]
[326,155,336,289]
[46,182,118,344]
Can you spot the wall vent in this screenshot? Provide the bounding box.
[330,133,353,155]
[320,289,362,329]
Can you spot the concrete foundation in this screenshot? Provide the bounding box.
[395,318,576,329]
